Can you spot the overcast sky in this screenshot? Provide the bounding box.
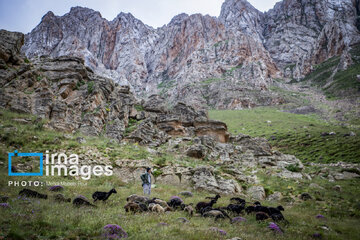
[0,0,280,34]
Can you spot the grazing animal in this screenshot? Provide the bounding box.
[154,198,169,208]
[269,206,284,215]
[230,197,246,204]
[271,213,287,222]
[254,205,271,215]
[72,197,96,207]
[124,202,141,213]
[200,206,214,215]
[196,199,217,213]
[256,212,270,221]
[126,194,149,203]
[205,194,221,201]
[19,189,47,199]
[227,203,245,215]
[151,204,165,213]
[92,188,117,202]
[54,194,71,203]
[135,201,148,212]
[164,206,173,212]
[202,209,231,221]
[167,198,183,209]
[183,204,194,216]
[148,203,156,210]
[245,206,256,214]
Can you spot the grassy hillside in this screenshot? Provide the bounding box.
[1,172,360,240]
[300,44,360,99]
[209,107,360,164]
[0,110,360,239]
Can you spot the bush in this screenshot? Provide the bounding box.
[154,156,167,167]
[286,163,302,172]
[87,81,95,94]
[152,169,163,178]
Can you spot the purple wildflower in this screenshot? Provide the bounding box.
[49,185,64,192]
[0,203,10,208]
[103,224,128,239]
[231,216,247,224]
[268,222,283,234]
[316,214,326,219]
[209,227,227,236]
[312,233,323,239]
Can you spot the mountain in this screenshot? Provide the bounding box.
[22,0,360,109]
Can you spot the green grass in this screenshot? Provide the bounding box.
[0,167,359,239]
[0,109,360,239]
[209,107,360,163]
[299,43,360,98]
[87,81,95,94]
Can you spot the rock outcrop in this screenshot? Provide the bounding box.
[263,0,360,79]
[0,29,136,142]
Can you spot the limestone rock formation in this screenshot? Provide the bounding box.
[21,0,360,108]
[0,29,136,142]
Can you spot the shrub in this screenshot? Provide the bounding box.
[286,163,301,172]
[87,81,95,94]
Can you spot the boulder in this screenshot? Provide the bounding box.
[266,192,282,201]
[247,186,266,200]
[191,166,241,194]
[186,144,207,158]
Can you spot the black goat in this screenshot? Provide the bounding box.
[135,201,148,212]
[245,206,256,214]
[73,197,96,207]
[195,199,217,213]
[19,189,47,199]
[92,188,117,202]
[269,205,284,215]
[230,197,246,204]
[167,198,183,209]
[227,203,245,215]
[205,194,221,201]
[256,212,270,221]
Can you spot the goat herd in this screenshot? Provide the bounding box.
[17,188,288,225]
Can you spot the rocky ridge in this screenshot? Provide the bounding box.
[0,29,316,196]
[21,0,360,109]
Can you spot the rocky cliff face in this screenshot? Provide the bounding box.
[0,29,234,144]
[1,29,314,195]
[22,0,360,108]
[263,0,360,80]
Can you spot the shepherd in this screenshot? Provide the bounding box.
[140,167,152,196]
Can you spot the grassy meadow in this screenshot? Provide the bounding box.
[209,107,360,164]
[0,109,359,239]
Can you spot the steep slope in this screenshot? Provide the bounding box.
[263,0,360,79]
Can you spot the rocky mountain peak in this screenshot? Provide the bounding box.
[21,0,360,109]
[219,0,263,38]
[67,6,102,20]
[41,11,56,21]
[168,13,189,26]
